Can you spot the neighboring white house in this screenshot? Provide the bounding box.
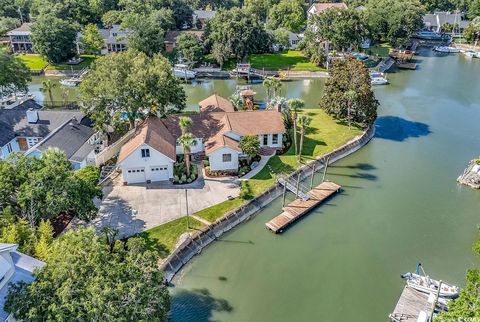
[272,29,302,50]
[24,116,101,170]
[76,24,128,55]
[0,243,45,322]
[117,94,286,184]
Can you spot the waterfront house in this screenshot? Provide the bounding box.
[98,24,128,54]
[192,10,216,30]
[0,243,45,322]
[423,11,470,37]
[0,100,103,169]
[271,28,302,51]
[7,23,34,53]
[117,94,285,184]
[164,30,204,53]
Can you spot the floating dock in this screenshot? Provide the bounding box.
[265,181,341,233]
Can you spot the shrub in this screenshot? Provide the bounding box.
[187,178,192,183]
[203,159,210,167]
[181,174,187,182]
[173,175,179,182]
[240,180,253,200]
[190,173,196,180]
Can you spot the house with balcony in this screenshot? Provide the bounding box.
[423,11,470,37]
[7,23,34,53]
[192,10,216,30]
[117,94,285,184]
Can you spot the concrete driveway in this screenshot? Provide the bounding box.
[90,166,239,238]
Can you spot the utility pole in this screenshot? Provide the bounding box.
[185,189,190,230]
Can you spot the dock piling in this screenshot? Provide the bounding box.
[322,157,330,182]
[310,162,316,189]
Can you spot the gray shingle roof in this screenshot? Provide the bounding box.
[423,12,470,29]
[0,101,84,146]
[34,117,94,161]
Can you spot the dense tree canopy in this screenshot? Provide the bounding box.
[0,52,30,98]
[0,150,102,227]
[5,227,170,322]
[320,57,378,126]
[365,0,426,45]
[80,49,186,130]
[80,24,105,55]
[30,14,77,63]
[176,33,204,67]
[0,16,20,36]
[266,0,306,33]
[119,0,192,29]
[308,8,367,50]
[205,7,271,62]
[121,9,174,56]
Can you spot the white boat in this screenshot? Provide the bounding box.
[172,64,196,80]
[464,50,476,58]
[371,77,388,85]
[401,264,459,298]
[370,72,388,85]
[433,46,461,53]
[59,78,81,87]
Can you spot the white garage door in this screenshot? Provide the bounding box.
[125,167,145,184]
[149,165,169,182]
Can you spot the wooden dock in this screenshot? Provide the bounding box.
[265,181,341,233]
[389,286,431,322]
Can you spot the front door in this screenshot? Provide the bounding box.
[263,135,268,146]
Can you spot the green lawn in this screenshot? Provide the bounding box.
[16,54,98,71]
[194,197,245,223]
[362,43,392,58]
[137,217,205,258]
[219,51,324,72]
[47,55,98,70]
[249,51,324,71]
[249,109,363,195]
[15,55,49,70]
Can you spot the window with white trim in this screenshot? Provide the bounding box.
[222,153,231,162]
[141,148,150,158]
[272,134,279,145]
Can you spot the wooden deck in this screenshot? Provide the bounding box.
[389,286,431,322]
[265,181,341,233]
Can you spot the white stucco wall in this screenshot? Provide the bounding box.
[119,143,174,183]
[258,133,283,148]
[208,147,239,171]
[175,138,204,154]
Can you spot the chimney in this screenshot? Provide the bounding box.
[26,108,39,123]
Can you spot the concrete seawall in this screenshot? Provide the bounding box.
[161,126,376,282]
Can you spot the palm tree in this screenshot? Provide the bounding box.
[263,79,273,104]
[178,133,197,177]
[297,115,312,161]
[271,78,282,97]
[287,98,305,156]
[178,116,192,136]
[41,80,56,107]
[344,90,357,130]
[229,95,243,111]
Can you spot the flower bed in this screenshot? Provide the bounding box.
[172,162,198,184]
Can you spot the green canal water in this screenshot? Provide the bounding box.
[168,49,480,321]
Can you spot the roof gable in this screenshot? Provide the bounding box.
[309,2,348,14]
[118,117,176,164]
[199,94,235,113]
